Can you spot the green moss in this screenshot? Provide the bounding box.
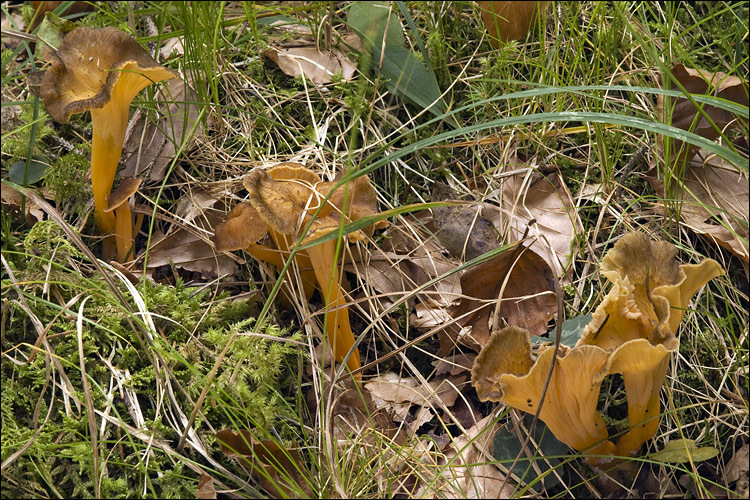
[43,149,92,218]
[0,107,54,164]
[2,234,303,498]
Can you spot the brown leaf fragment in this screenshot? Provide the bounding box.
[216,429,312,499]
[121,77,203,181]
[417,415,514,499]
[264,33,361,85]
[493,168,583,280]
[659,63,749,168]
[432,352,477,377]
[449,244,557,352]
[478,1,549,47]
[196,474,216,500]
[1,183,45,225]
[365,372,467,410]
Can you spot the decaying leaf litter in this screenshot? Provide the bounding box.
[1,2,748,499]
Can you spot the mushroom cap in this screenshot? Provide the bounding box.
[213,202,270,252]
[471,326,535,402]
[499,342,614,453]
[242,164,383,244]
[578,233,723,349]
[36,26,178,123]
[104,177,142,212]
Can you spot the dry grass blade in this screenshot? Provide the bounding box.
[75,296,99,499]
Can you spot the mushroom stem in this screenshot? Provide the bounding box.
[306,239,361,379]
[615,358,669,457]
[113,202,134,263]
[89,66,175,260]
[90,105,127,259]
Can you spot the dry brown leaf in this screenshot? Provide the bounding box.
[121,77,203,181]
[196,474,216,500]
[417,415,514,499]
[491,168,583,280]
[478,1,549,46]
[726,444,750,486]
[432,353,477,377]
[676,154,749,262]
[365,372,467,410]
[159,36,184,60]
[659,63,749,168]
[216,429,311,499]
[1,183,45,225]
[264,33,361,85]
[652,64,749,261]
[447,244,557,353]
[146,191,237,279]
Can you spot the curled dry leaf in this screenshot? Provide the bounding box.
[448,243,557,353]
[122,77,203,181]
[216,429,311,499]
[478,1,549,46]
[490,168,583,280]
[264,33,362,85]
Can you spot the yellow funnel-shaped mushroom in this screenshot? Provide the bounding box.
[214,163,385,380]
[578,233,723,457]
[34,27,177,261]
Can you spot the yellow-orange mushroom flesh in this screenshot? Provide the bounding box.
[35,27,177,259]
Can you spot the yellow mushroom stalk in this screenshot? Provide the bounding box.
[214,163,386,381]
[104,178,142,263]
[306,237,361,375]
[33,27,177,261]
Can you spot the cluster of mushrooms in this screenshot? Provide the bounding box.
[471,232,723,465]
[31,26,178,263]
[213,164,386,380]
[30,27,725,467]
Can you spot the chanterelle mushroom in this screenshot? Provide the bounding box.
[472,326,615,463]
[33,26,178,261]
[103,177,142,263]
[214,163,385,379]
[578,232,723,457]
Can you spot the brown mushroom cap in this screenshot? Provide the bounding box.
[242,164,384,243]
[213,202,270,252]
[471,326,535,402]
[38,27,178,123]
[104,177,142,212]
